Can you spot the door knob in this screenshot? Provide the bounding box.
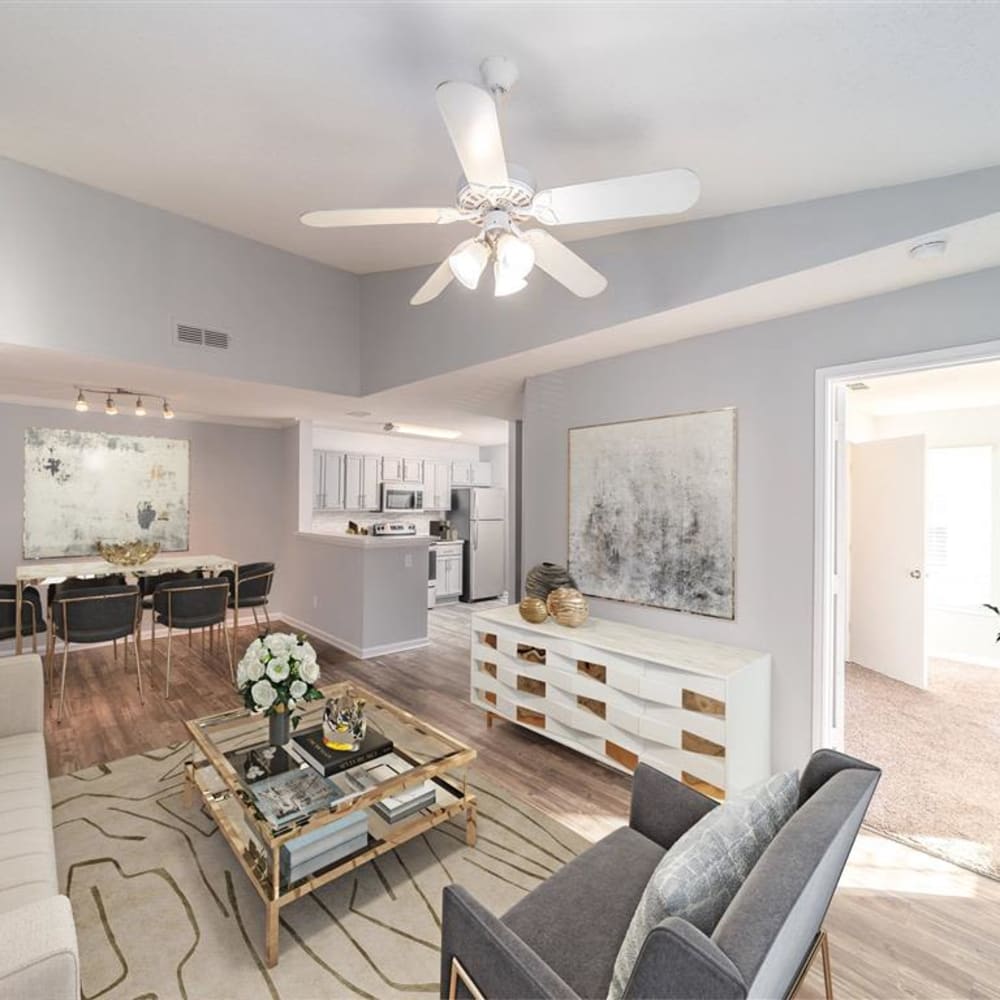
[909,569,922,579]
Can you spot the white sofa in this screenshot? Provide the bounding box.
[0,654,79,1000]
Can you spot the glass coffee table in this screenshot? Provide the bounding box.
[184,681,477,967]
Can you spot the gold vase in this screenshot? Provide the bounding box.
[546,587,589,627]
[518,596,548,623]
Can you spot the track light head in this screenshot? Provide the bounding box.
[162,400,174,420]
[75,390,89,413]
[134,396,146,416]
[105,395,118,416]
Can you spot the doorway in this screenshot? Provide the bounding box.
[815,344,1000,879]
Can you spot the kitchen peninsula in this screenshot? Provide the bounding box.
[286,530,432,658]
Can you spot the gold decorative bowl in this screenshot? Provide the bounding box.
[518,596,549,624]
[546,586,590,628]
[95,540,161,566]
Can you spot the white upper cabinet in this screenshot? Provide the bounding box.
[424,460,452,510]
[452,461,473,486]
[344,453,380,511]
[314,450,345,511]
[472,460,493,486]
[402,458,424,484]
[381,456,403,482]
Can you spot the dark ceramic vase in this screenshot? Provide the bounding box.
[269,709,290,747]
[524,562,577,601]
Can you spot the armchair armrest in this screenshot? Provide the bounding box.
[0,895,80,1000]
[629,763,717,850]
[624,916,746,1000]
[440,885,578,999]
[0,655,44,738]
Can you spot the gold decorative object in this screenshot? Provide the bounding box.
[95,539,161,566]
[546,586,589,627]
[518,596,548,623]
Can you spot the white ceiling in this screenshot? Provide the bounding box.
[849,357,1000,418]
[1,3,998,274]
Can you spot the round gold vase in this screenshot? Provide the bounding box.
[518,596,548,623]
[545,587,589,627]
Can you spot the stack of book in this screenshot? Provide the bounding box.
[279,809,369,887]
[346,755,438,823]
[291,726,393,776]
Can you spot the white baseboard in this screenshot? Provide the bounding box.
[278,613,429,660]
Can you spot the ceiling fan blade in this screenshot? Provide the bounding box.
[522,230,607,298]
[300,207,464,228]
[410,242,470,305]
[531,168,700,226]
[435,81,509,188]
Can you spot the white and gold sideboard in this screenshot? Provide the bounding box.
[470,605,771,798]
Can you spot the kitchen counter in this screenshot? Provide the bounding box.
[296,531,433,549]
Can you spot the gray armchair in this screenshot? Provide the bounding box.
[440,749,879,1000]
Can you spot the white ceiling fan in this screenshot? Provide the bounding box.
[301,57,700,305]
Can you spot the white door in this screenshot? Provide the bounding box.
[403,458,424,484]
[435,462,452,510]
[849,435,928,689]
[313,451,325,509]
[382,456,403,482]
[344,454,363,510]
[452,461,473,485]
[321,452,344,510]
[472,460,493,486]
[472,487,506,521]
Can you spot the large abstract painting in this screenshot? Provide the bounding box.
[23,428,190,558]
[568,408,736,619]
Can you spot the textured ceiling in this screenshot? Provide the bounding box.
[1,3,998,273]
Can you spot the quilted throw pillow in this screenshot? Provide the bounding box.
[608,770,799,999]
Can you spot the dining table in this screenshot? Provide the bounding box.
[12,553,241,656]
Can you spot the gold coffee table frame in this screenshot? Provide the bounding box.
[184,681,477,967]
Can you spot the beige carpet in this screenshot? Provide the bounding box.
[51,744,589,999]
[845,658,1000,880]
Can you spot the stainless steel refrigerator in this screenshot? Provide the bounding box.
[451,487,506,601]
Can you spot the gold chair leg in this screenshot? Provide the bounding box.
[821,930,833,1000]
[251,606,260,630]
[165,627,173,698]
[448,958,485,1000]
[223,622,235,681]
[45,631,55,706]
[130,630,145,704]
[57,639,70,722]
[113,637,118,661]
[262,605,271,629]
[151,617,156,668]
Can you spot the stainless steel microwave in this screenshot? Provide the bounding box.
[381,483,424,513]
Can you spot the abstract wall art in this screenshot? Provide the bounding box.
[568,408,736,619]
[23,428,190,558]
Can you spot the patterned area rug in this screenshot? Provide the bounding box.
[51,744,590,999]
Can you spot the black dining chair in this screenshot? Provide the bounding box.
[0,584,46,653]
[136,570,203,655]
[152,579,233,697]
[47,574,128,660]
[48,584,143,721]
[220,562,275,629]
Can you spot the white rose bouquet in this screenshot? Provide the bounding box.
[236,632,323,721]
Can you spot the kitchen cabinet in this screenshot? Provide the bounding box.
[424,460,452,511]
[344,453,380,511]
[382,456,424,484]
[313,451,345,511]
[381,456,403,482]
[452,460,492,487]
[435,542,464,600]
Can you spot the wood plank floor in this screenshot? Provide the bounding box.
[39,603,1000,999]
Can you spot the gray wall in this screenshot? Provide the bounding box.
[0,402,288,605]
[0,157,361,395]
[359,166,1000,393]
[522,266,1000,772]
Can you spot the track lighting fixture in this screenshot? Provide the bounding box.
[73,387,175,419]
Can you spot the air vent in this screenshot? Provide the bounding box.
[203,329,230,350]
[176,324,204,346]
[175,323,231,350]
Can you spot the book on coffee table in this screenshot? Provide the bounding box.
[290,725,393,777]
[345,754,438,823]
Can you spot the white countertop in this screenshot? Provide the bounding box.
[472,604,767,678]
[430,539,465,547]
[296,531,433,548]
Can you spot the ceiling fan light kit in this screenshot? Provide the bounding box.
[301,57,700,306]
